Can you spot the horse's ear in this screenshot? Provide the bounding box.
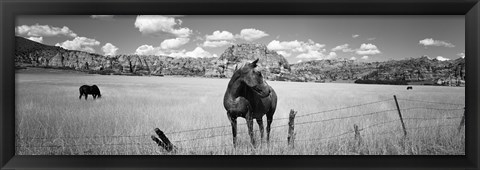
[251,58,259,67]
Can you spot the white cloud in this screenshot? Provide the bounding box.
[361,56,369,60]
[27,37,43,43]
[331,44,348,51]
[436,56,451,61]
[297,60,303,63]
[171,28,192,38]
[91,15,114,19]
[457,52,465,58]
[331,44,354,52]
[16,24,77,37]
[269,39,326,53]
[276,51,292,57]
[352,34,360,38]
[55,37,100,53]
[203,30,236,47]
[167,49,188,58]
[185,47,216,58]
[203,40,232,48]
[202,29,267,47]
[194,35,204,42]
[101,43,118,56]
[332,43,380,55]
[350,57,357,60]
[134,44,216,58]
[164,47,216,58]
[206,30,235,41]
[356,43,381,55]
[328,52,337,58]
[236,28,269,41]
[419,38,455,48]
[160,37,190,49]
[134,15,192,38]
[135,45,161,56]
[268,39,330,60]
[296,49,335,60]
[267,40,302,51]
[297,50,325,59]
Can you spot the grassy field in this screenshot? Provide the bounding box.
[15,68,465,155]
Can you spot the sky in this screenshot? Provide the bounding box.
[15,15,465,63]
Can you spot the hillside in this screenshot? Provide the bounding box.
[289,56,465,85]
[15,36,465,86]
[14,36,216,76]
[15,36,66,64]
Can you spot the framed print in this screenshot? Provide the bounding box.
[1,0,479,169]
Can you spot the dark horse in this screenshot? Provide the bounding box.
[79,85,102,100]
[223,59,277,147]
[407,86,413,90]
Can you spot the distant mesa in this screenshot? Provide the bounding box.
[15,36,465,86]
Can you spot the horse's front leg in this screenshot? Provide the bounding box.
[85,94,88,100]
[246,113,255,146]
[93,94,96,99]
[79,93,83,100]
[228,113,238,147]
[256,118,264,142]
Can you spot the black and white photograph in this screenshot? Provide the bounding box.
[14,15,465,155]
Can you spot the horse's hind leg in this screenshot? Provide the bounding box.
[228,113,238,147]
[246,113,255,146]
[256,118,264,142]
[93,94,96,99]
[85,95,88,100]
[266,114,273,143]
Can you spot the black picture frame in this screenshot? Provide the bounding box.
[1,0,479,169]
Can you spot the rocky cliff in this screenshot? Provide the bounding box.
[214,44,291,79]
[289,56,465,85]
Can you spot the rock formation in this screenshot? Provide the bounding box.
[15,36,465,86]
[215,44,291,79]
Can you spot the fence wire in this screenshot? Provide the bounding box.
[17,98,464,150]
[396,98,464,106]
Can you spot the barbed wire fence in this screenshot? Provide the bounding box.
[16,95,465,154]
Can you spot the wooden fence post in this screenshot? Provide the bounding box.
[393,95,407,137]
[353,124,360,140]
[152,128,176,152]
[458,107,465,133]
[353,124,362,146]
[287,109,297,148]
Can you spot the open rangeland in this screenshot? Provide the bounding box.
[15,68,465,155]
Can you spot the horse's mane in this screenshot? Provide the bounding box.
[235,62,248,71]
[229,61,250,83]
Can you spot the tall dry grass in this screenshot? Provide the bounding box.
[15,69,465,155]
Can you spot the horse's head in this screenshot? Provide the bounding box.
[235,59,270,98]
[92,85,101,98]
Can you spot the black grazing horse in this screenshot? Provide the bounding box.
[407,86,413,90]
[223,59,277,147]
[79,85,102,100]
